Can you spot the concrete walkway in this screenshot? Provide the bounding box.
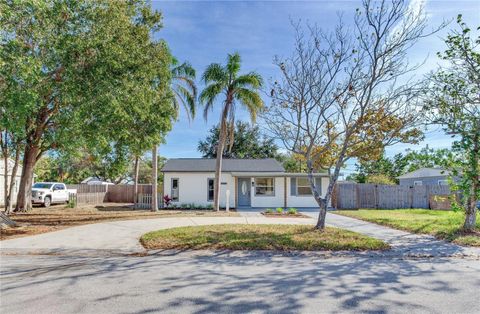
[1,213,479,258]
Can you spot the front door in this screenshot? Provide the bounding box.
[237,178,251,207]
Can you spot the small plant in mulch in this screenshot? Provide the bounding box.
[287,207,298,215]
[262,207,308,218]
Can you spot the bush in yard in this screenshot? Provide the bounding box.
[163,195,172,207]
[287,208,298,215]
[265,208,273,213]
[276,207,284,214]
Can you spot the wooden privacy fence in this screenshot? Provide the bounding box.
[67,184,108,205]
[333,183,452,209]
[66,184,162,205]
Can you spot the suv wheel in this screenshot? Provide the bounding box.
[43,196,51,207]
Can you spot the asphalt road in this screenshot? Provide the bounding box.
[1,252,479,314]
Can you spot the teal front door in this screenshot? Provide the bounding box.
[237,178,251,207]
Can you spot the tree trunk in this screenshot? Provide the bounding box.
[213,119,228,212]
[133,155,139,208]
[463,134,479,232]
[5,148,20,214]
[151,146,158,212]
[3,152,8,212]
[306,160,327,229]
[15,144,39,212]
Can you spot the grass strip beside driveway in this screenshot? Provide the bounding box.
[140,224,389,251]
[335,209,480,247]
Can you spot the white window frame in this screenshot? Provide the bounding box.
[254,177,275,196]
[171,178,179,201]
[296,177,312,196]
[413,180,423,186]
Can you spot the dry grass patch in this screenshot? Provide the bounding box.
[140,224,389,251]
[335,209,480,247]
[1,204,239,241]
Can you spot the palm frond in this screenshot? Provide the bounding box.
[199,82,224,121]
[233,72,263,89]
[171,60,197,120]
[226,52,241,77]
[235,88,264,123]
[202,63,227,84]
[173,84,196,121]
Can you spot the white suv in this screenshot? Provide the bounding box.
[32,182,70,207]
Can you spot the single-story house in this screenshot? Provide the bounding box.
[162,158,329,208]
[0,158,23,206]
[397,168,453,187]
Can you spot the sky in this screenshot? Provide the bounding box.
[152,0,480,175]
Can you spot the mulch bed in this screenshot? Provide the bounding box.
[261,212,310,218]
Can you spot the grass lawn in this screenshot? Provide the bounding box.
[1,203,239,241]
[140,224,389,251]
[335,209,480,247]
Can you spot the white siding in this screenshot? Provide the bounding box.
[0,174,21,206]
[163,172,235,208]
[162,172,330,209]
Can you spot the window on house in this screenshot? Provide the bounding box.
[296,178,311,195]
[207,178,214,201]
[255,178,275,196]
[413,181,422,186]
[171,178,179,201]
[438,180,448,186]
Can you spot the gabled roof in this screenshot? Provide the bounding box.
[162,158,285,173]
[397,168,450,179]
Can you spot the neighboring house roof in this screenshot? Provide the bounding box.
[162,158,285,173]
[397,168,450,180]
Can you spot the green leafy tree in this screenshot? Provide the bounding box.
[198,121,279,159]
[348,146,451,184]
[1,1,175,211]
[200,53,263,211]
[425,16,480,231]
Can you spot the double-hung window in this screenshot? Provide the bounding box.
[255,178,275,196]
[171,178,179,201]
[296,178,311,196]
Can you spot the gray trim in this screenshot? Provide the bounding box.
[254,177,275,197]
[290,177,296,196]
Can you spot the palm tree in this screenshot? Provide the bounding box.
[150,59,197,211]
[200,53,264,211]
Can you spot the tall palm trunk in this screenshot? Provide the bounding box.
[151,146,158,212]
[213,104,230,211]
[133,155,139,208]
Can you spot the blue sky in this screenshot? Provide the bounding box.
[152,0,480,174]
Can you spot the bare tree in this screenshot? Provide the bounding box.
[264,0,444,229]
